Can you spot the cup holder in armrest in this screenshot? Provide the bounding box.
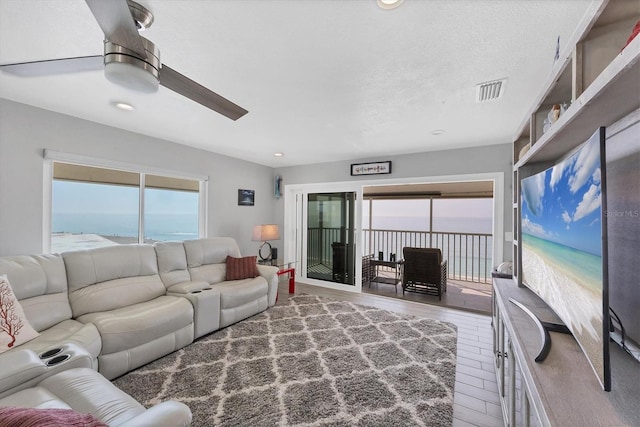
[46,354,71,366]
[40,348,64,359]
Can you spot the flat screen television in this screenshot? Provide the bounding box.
[520,127,610,391]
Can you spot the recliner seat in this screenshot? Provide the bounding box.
[62,245,193,380]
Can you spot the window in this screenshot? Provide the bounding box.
[50,162,204,253]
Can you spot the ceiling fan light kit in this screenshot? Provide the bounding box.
[377,0,404,10]
[104,37,160,93]
[0,0,248,120]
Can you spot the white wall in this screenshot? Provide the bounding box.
[274,142,514,262]
[0,99,277,256]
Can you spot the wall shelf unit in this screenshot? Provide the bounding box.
[496,0,640,425]
[510,0,639,285]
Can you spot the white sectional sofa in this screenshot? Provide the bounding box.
[62,244,195,380]
[0,237,279,426]
[0,254,102,369]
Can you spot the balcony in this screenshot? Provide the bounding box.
[307,227,493,284]
[364,228,493,284]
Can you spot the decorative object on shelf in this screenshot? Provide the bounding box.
[274,175,283,199]
[252,224,280,261]
[519,143,531,161]
[390,253,396,262]
[623,20,640,50]
[238,189,255,206]
[378,251,384,261]
[351,161,392,176]
[542,102,569,134]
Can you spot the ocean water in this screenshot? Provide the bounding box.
[369,216,492,234]
[53,213,198,242]
[363,216,494,278]
[522,233,602,291]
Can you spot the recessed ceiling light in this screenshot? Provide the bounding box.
[431,129,446,136]
[377,0,404,10]
[112,102,134,111]
[274,152,284,157]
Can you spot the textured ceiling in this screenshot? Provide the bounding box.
[0,0,596,167]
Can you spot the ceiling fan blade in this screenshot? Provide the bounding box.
[159,65,248,121]
[85,0,147,58]
[0,56,103,77]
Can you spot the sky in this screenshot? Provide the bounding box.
[520,135,603,256]
[366,198,493,218]
[363,198,493,233]
[53,181,198,215]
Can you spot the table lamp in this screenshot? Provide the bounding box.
[252,224,280,261]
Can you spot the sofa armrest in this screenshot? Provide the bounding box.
[257,265,279,306]
[256,264,278,280]
[166,280,211,294]
[118,401,192,427]
[0,349,47,394]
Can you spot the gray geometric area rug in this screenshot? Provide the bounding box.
[113,294,458,426]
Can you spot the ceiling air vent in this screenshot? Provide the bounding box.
[475,78,507,102]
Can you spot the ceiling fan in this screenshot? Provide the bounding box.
[0,0,248,120]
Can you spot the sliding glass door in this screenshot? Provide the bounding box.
[306,192,356,285]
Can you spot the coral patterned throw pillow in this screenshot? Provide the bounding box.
[0,275,39,353]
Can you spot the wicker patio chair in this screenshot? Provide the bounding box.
[401,247,447,300]
[362,254,375,287]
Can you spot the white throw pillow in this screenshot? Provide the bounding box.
[0,274,40,353]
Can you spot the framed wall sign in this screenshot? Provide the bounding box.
[238,189,255,206]
[351,161,392,176]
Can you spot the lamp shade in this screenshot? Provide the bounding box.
[252,224,280,241]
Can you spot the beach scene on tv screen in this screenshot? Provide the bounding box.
[521,136,604,382]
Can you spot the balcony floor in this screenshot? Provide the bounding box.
[363,275,492,315]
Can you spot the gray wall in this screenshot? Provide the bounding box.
[0,98,513,262]
[0,99,277,256]
[274,142,514,262]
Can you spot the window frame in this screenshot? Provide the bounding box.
[43,150,208,253]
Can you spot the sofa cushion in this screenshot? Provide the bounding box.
[183,237,241,268]
[154,242,190,287]
[68,275,166,318]
[0,255,71,332]
[0,276,40,353]
[213,278,268,309]
[77,296,193,355]
[0,368,192,427]
[225,256,259,281]
[63,245,159,290]
[188,264,226,285]
[64,246,166,317]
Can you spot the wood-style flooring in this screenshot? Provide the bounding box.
[278,280,504,427]
[364,277,493,315]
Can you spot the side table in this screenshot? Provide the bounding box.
[277,267,296,294]
[370,259,404,293]
[260,259,297,294]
